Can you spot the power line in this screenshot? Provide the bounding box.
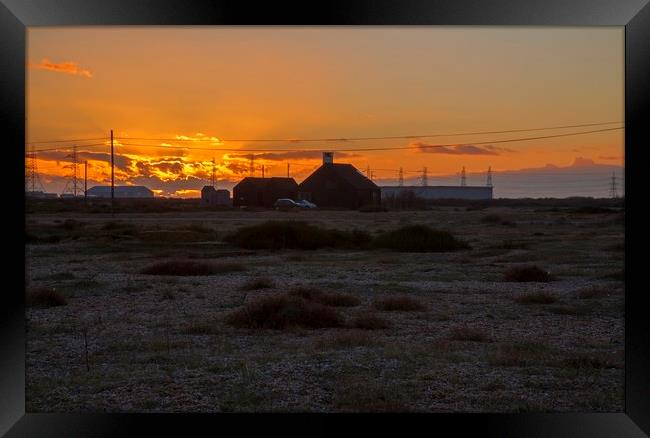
[112,127,622,153]
[118,121,622,143]
[28,137,108,145]
[28,143,109,153]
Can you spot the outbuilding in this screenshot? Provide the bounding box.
[232,177,298,208]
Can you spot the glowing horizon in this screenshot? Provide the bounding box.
[27,27,624,197]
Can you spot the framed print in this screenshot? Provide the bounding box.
[2,0,649,436]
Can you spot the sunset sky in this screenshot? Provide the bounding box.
[27,27,624,198]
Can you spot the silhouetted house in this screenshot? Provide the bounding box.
[298,152,380,209]
[232,177,298,208]
[201,186,231,206]
[86,185,154,198]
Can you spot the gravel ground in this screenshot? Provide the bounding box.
[25,206,624,412]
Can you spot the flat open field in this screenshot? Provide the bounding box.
[25,205,625,412]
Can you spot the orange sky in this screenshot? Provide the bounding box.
[26,27,624,197]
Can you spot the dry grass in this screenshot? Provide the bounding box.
[504,265,551,282]
[351,314,392,330]
[26,287,67,308]
[225,294,343,330]
[373,295,426,311]
[513,291,558,305]
[448,325,490,342]
[240,277,275,291]
[140,260,244,276]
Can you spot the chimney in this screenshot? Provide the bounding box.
[323,152,334,164]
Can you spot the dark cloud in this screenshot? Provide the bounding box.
[414,143,507,155]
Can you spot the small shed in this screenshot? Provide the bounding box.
[201,186,231,206]
[232,177,298,208]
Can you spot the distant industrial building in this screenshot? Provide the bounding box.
[201,186,231,206]
[86,185,154,198]
[298,152,380,209]
[381,186,493,201]
[233,177,298,208]
[26,191,58,199]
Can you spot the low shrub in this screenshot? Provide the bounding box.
[448,326,490,342]
[140,260,244,276]
[351,314,391,330]
[504,265,551,282]
[373,295,425,311]
[240,277,275,291]
[373,225,469,252]
[225,294,343,329]
[26,287,67,308]
[224,221,371,250]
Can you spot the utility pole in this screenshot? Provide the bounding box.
[110,130,114,210]
[287,163,290,178]
[461,166,467,187]
[63,145,79,197]
[610,172,618,199]
[84,160,88,201]
[250,154,255,176]
[370,171,375,181]
[211,157,216,188]
[422,167,428,187]
[366,165,371,179]
[487,166,493,187]
[262,165,265,178]
[398,167,404,187]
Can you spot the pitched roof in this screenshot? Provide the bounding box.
[234,177,298,190]
[301,163,379,190]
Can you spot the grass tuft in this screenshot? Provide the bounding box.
[373,295,426,311]
[372,225,469,252]
[140,260,244,276]
[225,294,343,330]
[448,325,490,342]
[351,314,392,330]
[26,287,67,308]
[504,265,551,282]
[240,277,275,291]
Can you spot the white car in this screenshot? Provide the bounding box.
[296,199,317,209]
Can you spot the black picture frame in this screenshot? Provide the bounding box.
[2,0,648,436]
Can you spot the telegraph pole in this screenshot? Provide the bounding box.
[110,129,114,211]
[487,166,493,187]
[461,166,467,187]
[287,163,290,178]
[84,160,88,202]
[211,157,216,188]
[398,167,404,187]
[262,165,265,178]
[422,167,428,187]
[366,165,371,179]
[610,172,618,199]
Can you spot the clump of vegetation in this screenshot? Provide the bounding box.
[351,314,391,330]
[481,213,516,226]
[504,265,551,282]
[496,240,529,250]
[225,294,343,330]
[183,320,220,335]
[288,286,360,307]
[372,225,469,252]
[240,277,276,291]
[26,287,67,308]
[224,221,371,250]
[140,260,244,276]
[563,352,623,370]
[513,291,558,304]
[373,295,426,311]
[448,325,490,342]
